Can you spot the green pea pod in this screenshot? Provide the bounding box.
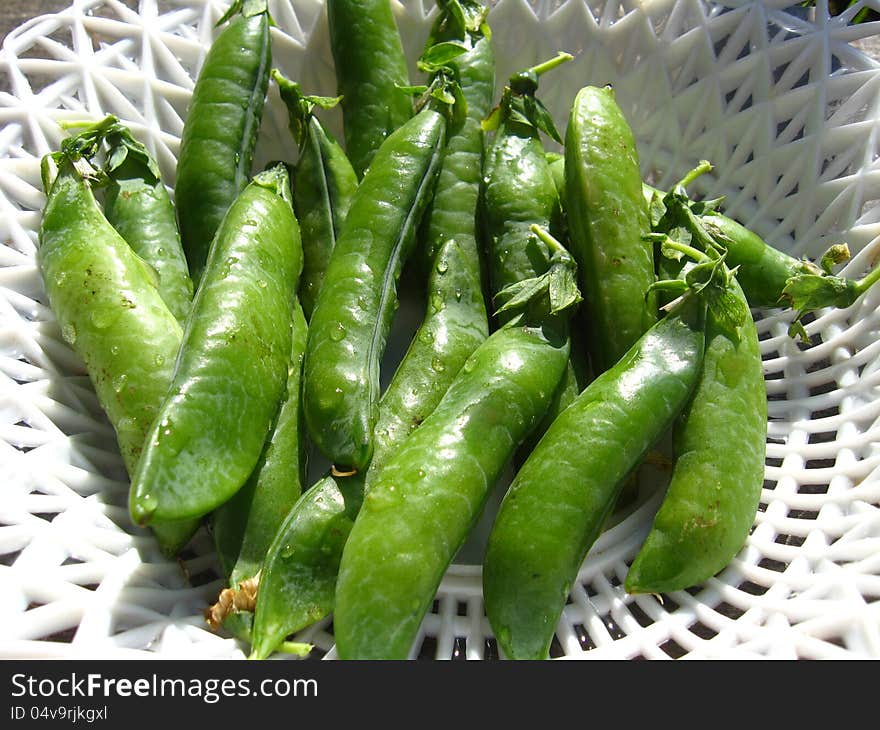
[565,85,657,374]
[175,0,271,284]
[418,0,494,272]
[480,58,588,461]
[625,279,766,594]
[483,296,706,660]
[333,231,581,660]
[211,300,308,589]
[129,164,302,524]
[327,0,413,178]
[99,124,194,324]
[272,71,359,320]
[248,472,359,660]
[302,106,446,472]
[480,54,570,322]
[698,210,880,318]
[38,152,196,555]
[250,237,489,659]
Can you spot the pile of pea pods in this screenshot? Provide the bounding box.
[37,0,880,660]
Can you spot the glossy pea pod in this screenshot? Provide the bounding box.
[129,164,302,525]
[335,320,572,660]
[480,55,569,322]
[480,57,590,459]
[99,123,194,324]
[333,233,581,660]
[174,0,272,284]
[565,85,657,374]
[250,238,489,658]
[273,71,359,319]
[327,0,413,178]
[625,277,766,595]
[417,0,494,272]
[302,105,446,473]
[208,299,309,639]
[38,152,196,556]
[482,296,706,660]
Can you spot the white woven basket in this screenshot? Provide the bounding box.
[2,0,880,660]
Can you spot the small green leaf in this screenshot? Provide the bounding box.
[787,318,811,343]
[691,195,726,215]
[481,104,502,132]
[430,85,456,105]
[706,285,749,344]
[446,0,467,36]
[548,264,582,314]
[495,276,546,316]
[649,192,667,229]
[105,128,162,182]
[523,95,562,143]
[418,41,470,73]
[781,273,859,312]
[667,226,692,247]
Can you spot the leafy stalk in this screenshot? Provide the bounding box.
[651,160,880,339]
[494,225,581,323]
[481,52,573,143]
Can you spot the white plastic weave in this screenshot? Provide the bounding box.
[1,0,880,660]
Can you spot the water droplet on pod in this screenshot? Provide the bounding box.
[330,323,347,342]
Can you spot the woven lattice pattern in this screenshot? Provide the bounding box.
[1,0,879,659]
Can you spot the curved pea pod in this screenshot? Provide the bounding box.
[565,85,657,373]
[101,124,194,324]
[38,155,197,556]
[302,106,446,473]
[625,280,767,594]
[333,235,580,660]
[334,319,571,660]
[174,0,272,284]
[272,72,359,319]
[249,237,489,659]
[327,0,413,178]
[209,300,309,630]
[248,473,360,659]
[129,164,302,525]
[483,296,706,660]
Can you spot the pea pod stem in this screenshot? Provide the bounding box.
[674,159,713,191]
[854,261,880,295]
[527,51,574,77]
